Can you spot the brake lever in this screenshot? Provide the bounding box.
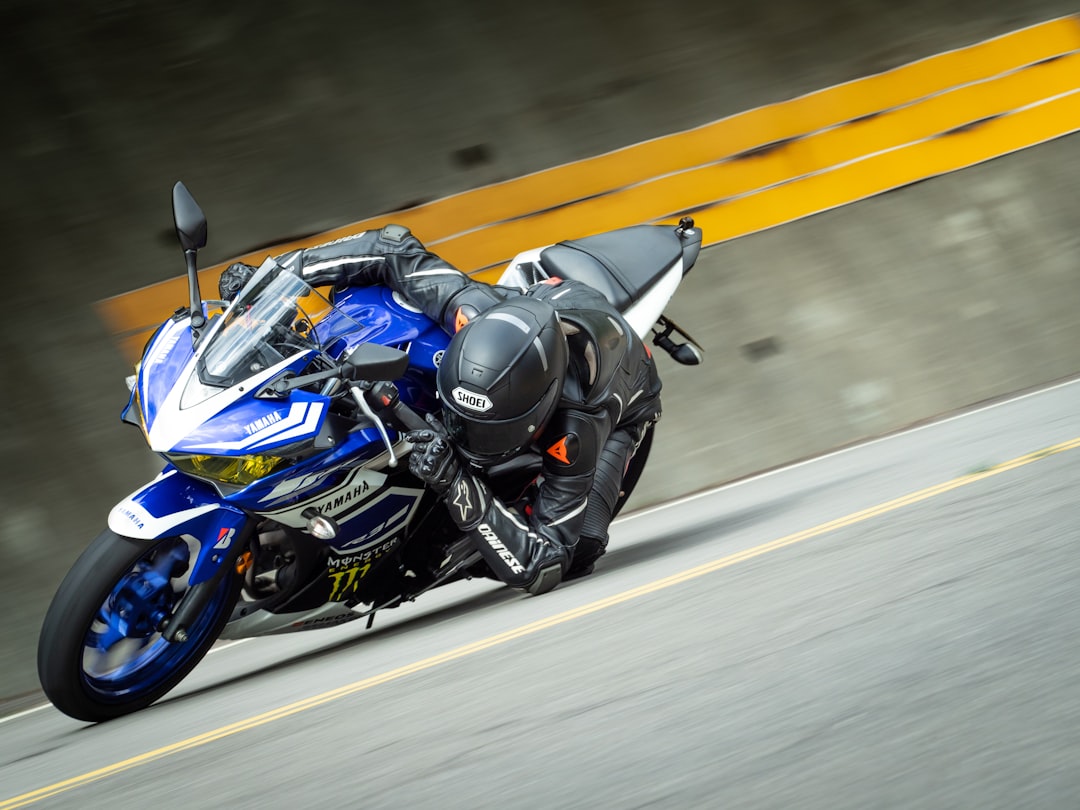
[349,383,399,467]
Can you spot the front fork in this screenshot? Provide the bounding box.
[108,468,257,642]
[162,519,256,642]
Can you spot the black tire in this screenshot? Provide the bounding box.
[37,529,241,722]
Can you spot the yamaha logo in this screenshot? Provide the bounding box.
[452,386,492,412]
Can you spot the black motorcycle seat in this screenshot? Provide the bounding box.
[538,225,683,309]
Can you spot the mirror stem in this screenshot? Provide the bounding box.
[184,249,206,337]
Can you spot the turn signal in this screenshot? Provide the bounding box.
[302,508,339,540]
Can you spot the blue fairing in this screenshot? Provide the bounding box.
[117,273,453,564]
[139,317,196,427]
[170,390,330,455]
[327,286,448,362]
[226,427,389,509]
[328,286,449,414]
[108,470,249,585]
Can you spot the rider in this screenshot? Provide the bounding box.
[219,224,662,595]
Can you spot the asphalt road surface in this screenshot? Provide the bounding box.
[3,378,1079,809]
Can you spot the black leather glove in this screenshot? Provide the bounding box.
[407,414,488,529]
[405,428,461,496]
[218,262,258,300]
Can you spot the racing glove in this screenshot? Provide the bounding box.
[218,262,258,300]
[405,429,460,495]
[405,415,487,529]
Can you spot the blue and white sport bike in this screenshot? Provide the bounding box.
[38,182,704,722]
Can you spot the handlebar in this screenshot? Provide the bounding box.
[351,380,435,468]
[367,381,429,433]
[263,366,431,464]
[391,399,430,433]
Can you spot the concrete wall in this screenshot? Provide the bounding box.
[2,0,1078,707]
[645,136,1080,504]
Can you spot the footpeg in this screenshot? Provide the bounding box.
[652,316,703,365]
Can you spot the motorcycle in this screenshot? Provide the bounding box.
[37,182,705,722]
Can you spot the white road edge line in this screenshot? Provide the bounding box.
[0,640,255,726]
[614,375,1080,524]
[0,705,50,724]
[4,375,1076,725]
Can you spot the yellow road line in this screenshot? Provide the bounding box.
[137,17,1080,256]
[688,87,1080,243]
[96,16,1080,361]
[4,435,1079,809]
[348,14,1080,242]
[406,52,1080,272]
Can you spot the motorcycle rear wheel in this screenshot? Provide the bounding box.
[37,529,240,722]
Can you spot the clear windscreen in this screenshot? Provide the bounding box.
[196,258,361,388]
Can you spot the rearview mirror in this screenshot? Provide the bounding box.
[344,343,409,381]
[172,181,207,252]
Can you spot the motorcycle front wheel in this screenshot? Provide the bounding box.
[37,529,241,722]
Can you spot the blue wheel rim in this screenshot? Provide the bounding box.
[80,537,232,702]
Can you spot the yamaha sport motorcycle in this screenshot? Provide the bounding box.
[37,182,704,722]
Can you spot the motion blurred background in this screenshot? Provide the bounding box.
[2,0,1078,706]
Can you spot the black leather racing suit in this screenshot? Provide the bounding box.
[281,225,662,589]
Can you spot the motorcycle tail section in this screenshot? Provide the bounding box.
[497,217,705,364]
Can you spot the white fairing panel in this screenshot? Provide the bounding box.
[146,351,306,453]
[496,247,550,290]
[107,469,219,539]
[498,248,683,339]
[623,257,683,338]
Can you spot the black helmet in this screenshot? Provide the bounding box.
[437,297,568,464]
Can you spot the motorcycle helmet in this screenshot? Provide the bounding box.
[437,297,568,465]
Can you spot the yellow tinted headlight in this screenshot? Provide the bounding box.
[168,454,287,486]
